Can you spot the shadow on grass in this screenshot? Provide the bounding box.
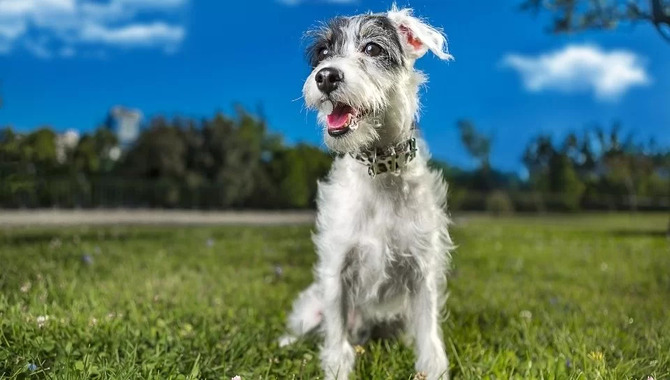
[610,229,669,238]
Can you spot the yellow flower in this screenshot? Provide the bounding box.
[354,345,365,355]
[588,351,604,362]
[413,372,428,380]
[178,323,194,337]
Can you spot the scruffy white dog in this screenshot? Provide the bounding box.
[280,6,454,380]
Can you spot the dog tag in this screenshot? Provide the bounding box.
[320,100,334,114]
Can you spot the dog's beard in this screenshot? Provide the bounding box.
[304,62,417,153]
[317,110,382,153]
[306,93,386,154]
[308,87,419,153]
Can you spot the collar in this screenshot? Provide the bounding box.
[348,137,418,177]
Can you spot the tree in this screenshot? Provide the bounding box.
[200,111,270,208]
[520,0,670,42]
[523,135,585,211]
[593,125,659,211]
[121,118,187,207]
[68,128,118,204]
[457,120,493,191]
[22,128,59,171]
[124,117,186,180]
[0,127,64,207]
[0,127,20,164]
[458,120,491,170]
[263,144,332,208]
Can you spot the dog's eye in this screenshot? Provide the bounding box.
[318,47,330,61]
[363,43,383,57]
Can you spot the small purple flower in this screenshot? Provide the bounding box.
[206,238,214,248]
[565,358,572,368]
[27,363,38,371]
[274,265,283,277]
[81,254,93,266]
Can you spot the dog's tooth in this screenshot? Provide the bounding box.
[321,100,334,114]
[346,114,358,131]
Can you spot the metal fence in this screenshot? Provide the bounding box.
[0,177,668,211]
[0,178,237,209]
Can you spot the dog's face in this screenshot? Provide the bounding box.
[303,7,453,153]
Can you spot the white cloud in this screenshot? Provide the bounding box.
[0,20,25,39]
[0,0,188,58]
[502,44,650,101]
[80,22,184,47]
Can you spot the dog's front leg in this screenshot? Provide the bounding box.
[409,275,449,380]
[320,274,355,380]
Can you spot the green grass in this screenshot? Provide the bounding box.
[1,214,669,379]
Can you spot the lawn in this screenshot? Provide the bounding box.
[1,214,669,379]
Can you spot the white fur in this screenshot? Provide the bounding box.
[283,7,454,380]
[387,5,454,61]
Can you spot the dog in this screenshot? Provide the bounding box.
[280,5,454,380]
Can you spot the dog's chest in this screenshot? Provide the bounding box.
[342,242,420,306]
[340,177,425,304]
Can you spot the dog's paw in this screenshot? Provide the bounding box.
[416,350,449,380]
[321,343,355,380]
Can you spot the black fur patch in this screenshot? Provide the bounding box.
[305,14,404,69]
[358,15,404,68]
[305,17,349,68]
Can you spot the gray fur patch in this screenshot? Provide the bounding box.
[305,14,404,69]
[377,253,422,301]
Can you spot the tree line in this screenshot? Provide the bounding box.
[0,109,668,212]
[0,110,331,209]
[451,120,669,212]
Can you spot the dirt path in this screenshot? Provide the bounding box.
[0,210,315,227]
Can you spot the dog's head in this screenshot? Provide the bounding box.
[303,6,452,153]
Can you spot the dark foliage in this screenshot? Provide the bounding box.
[0,111,667,211]
[520,0,670,42]
[0,110,332,209]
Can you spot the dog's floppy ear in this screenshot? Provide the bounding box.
[387,5,453,61]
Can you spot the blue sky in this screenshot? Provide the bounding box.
[1,0,669,172]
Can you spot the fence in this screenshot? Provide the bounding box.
[0,178,239,209]
[449,189,669,213]
[0,177,668,212]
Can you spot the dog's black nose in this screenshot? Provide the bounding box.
[315,67,343,94]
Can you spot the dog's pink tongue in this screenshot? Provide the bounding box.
[327,105,353,130]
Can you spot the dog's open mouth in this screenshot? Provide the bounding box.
[325,102,366,137]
